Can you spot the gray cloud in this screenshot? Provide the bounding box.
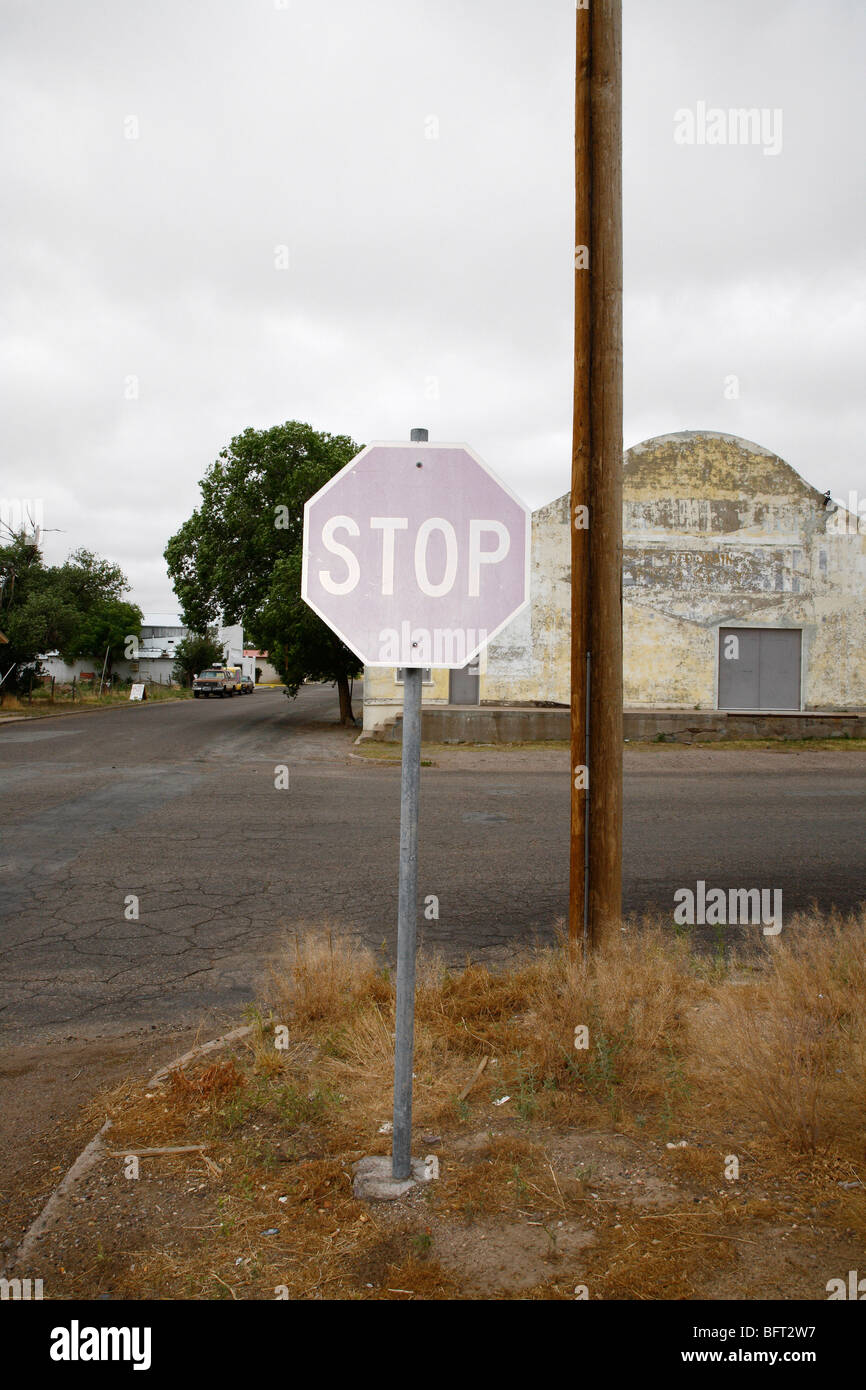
[1,0,863,610]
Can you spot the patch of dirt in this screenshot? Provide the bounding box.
[349,1232,413,1287]
[7,1071,865,1302]
[545,1130,682,1208]
[432,1216,594,1295]
[0,1026,199,1258]
[5,931,866,1304]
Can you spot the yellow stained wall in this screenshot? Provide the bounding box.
[363,432,866,725]
[362,664,450,734]
[485,432,866,712]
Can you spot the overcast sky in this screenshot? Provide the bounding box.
[2,0,864,614]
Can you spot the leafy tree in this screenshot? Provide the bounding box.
[0,536,70,693]
[61,596,143,678]
[53,549,129,607]
[172,631,224,687]
[165,421,363,722]
[0,534,140,694]
[253,549,361,720]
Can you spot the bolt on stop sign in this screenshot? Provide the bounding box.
[302,441,531,668]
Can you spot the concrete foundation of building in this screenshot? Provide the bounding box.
[365,705,866,745]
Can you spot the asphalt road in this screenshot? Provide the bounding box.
[1,685,864,1042]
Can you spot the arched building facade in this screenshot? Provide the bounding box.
[362,431,866,734]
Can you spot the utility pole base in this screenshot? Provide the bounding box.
[352,1154,439,1202]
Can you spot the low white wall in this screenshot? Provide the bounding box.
[39,655,179,684]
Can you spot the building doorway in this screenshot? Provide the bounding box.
[449,660,480,705]
[718,627,801,710]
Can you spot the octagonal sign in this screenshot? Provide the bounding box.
[302,441,530,668]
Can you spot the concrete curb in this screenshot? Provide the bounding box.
[146,1025,253,1087]
[0,698,194,725]
[8,1023,255,1275]
[0,685,292,725]
[9,1119,113,1273]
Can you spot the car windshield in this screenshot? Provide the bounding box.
[198,670,221,678]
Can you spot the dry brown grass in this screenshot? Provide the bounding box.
[58,910,866,1300]
[261,925,706,1147]
[263,915,866,1157]
[167,1058,247,1106]
[691,910,866,1157]
[269,932,391,1026]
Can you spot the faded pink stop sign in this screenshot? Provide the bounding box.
[302,442,531,668]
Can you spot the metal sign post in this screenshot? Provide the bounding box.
[302,425,530,1192]
[392,663,422,1177]
[392,424,427,1180]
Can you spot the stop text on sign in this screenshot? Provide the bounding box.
[301,442,531,669]
[318,515,511,598]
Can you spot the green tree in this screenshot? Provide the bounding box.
[61,596,143,680]
[53,548,129,608]
[0,535,72,693]
[172,631,224,687]
[164,421,362,723]
[0,536,139,695]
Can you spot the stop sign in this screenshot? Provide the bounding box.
[302,441,530,668]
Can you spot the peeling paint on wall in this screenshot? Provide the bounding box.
[363,431,866,731]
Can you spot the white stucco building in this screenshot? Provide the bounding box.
[40,617,247,685]
[362,432,866,735]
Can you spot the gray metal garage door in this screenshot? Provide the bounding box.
[449,660,480,704]
[718,627,801,710]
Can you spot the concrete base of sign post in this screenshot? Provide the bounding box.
[352,1154,439,1202]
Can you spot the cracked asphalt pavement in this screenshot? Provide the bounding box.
[1,683,864,1044]
[0,683,864,1241]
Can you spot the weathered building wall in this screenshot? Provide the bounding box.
[483,431,866,712]
[482,493,571,706]
[362,664,450,735]
[362,493,571,732]
[362,431,866,730]
[619,433,866,709]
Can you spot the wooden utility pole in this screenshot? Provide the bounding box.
[569,0,623,952]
